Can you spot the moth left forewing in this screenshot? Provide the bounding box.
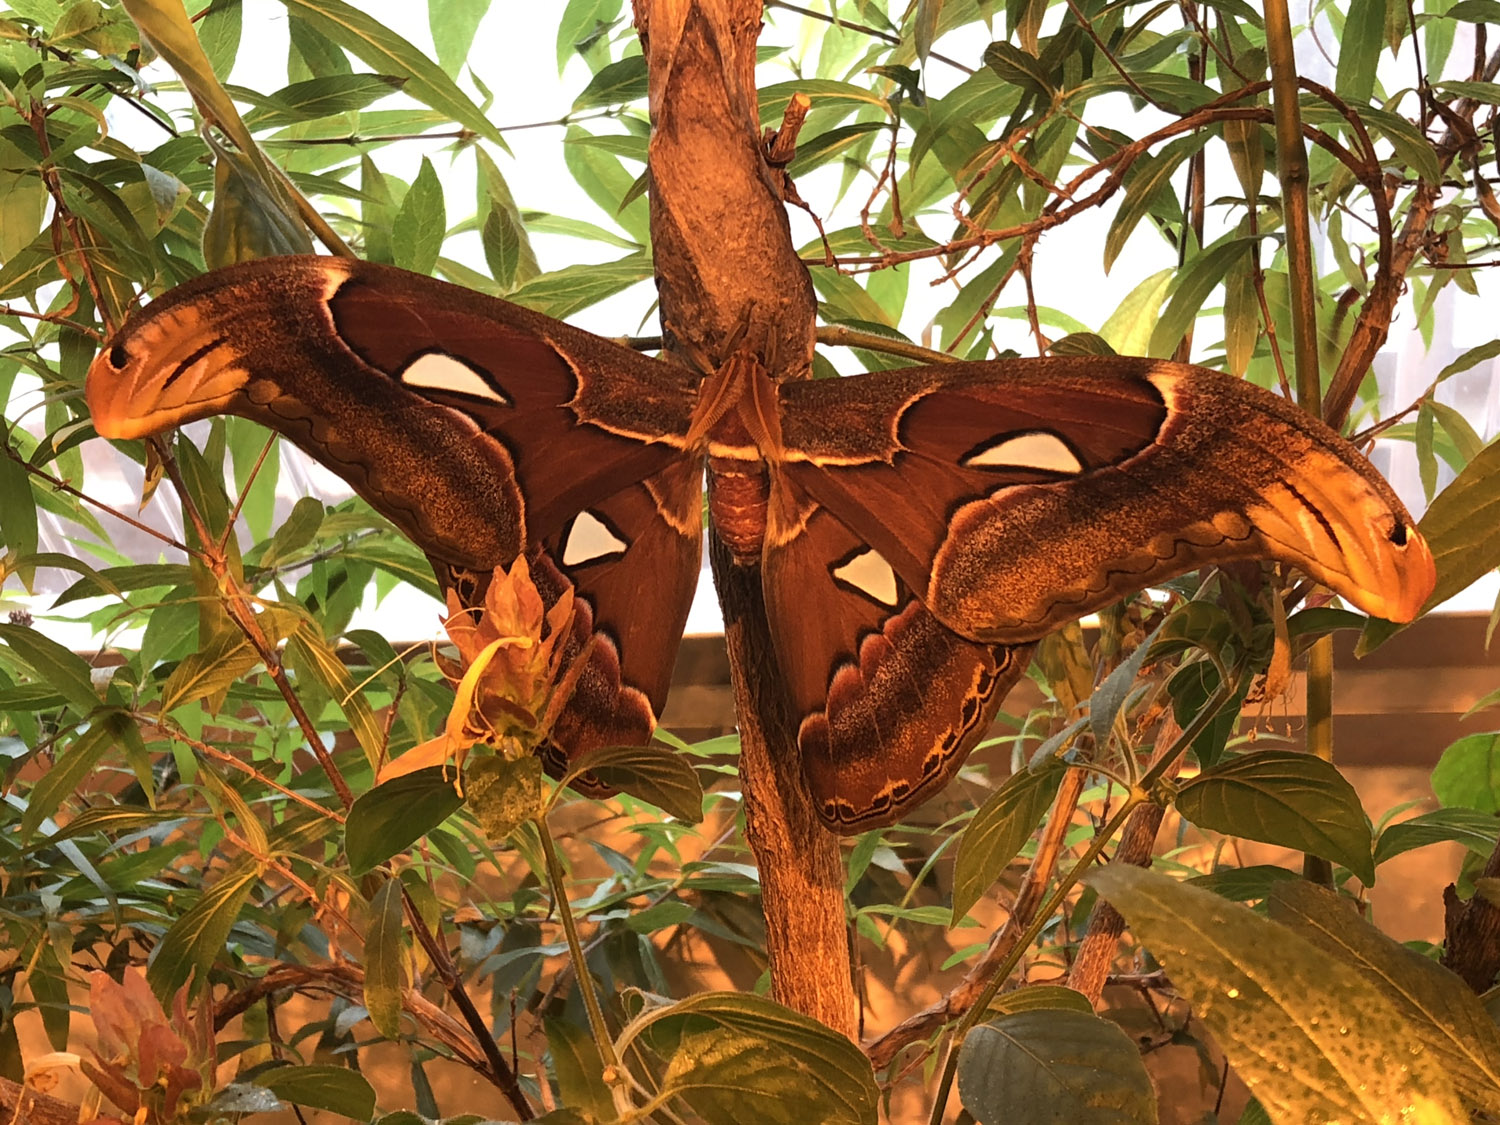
[781,357,1434,645]
[762,482,1027,830]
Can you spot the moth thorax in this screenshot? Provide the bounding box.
[707,456,769,564]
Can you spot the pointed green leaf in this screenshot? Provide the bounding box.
[1376,806,1500,864]
[160,626,260,715]
[427,0,490,76]
[618,992,877,1125]
[253,1065,376,1120]
[392,156,444,276]
[545,1017,614,1120]
[1175,750,1374,884]
[346,768,465,875]
[147,856,260,999]
[0,622,100,715]
[277,0,505,146]
[364,876,406,1039]
[952,764,1064,922]
[20,714,123,842]
[1431,732,1500,812]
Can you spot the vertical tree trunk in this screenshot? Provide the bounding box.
[634,0,857,1035]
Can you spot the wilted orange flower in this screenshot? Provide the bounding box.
[379,556,581,783]
[80,969,214,1123]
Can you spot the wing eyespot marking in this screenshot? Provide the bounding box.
[400,352,511,405]
[961,430,1083,474]
[561,510,629,567]
[831,548,900,607]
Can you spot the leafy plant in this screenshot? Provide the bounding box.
[1,1,1498,1123]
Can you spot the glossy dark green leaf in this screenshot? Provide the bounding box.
[1375,806,1500,864]
[1089,866,1466,1124]
[957,1009,1157,1125]
[254,1065,376,1119]
[573,54,647,110]
[346,768,464,875]
[952,764,1064,922]
[1175,750,1374,884]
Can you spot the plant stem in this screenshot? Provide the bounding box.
[537,818,620,1070]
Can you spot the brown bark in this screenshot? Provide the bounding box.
[634,0,856,1035]
[0,1078,119,1125]
[1066,801,1166,1004]
[1441,844,1500,993]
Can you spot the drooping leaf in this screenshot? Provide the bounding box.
[147,856,260,999]
[363,876,407,1039]
[564,742,704,825]
[1375,806,1500,864]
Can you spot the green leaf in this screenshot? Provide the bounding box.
[243,74,404,128]
[572,54,647,110]
[160,626,260,715]
[1174,750,1374,885]
[1431,732,1500,813]
[951,765,1064,922]
[1104,133,1210,272]
[1089,866,1467,1125]
[364,876,406,1039]
[1436,339,1500,382]
[914,0,943,62]
[19,715,122,842]
[201,136,314,267]
[1376,806,1500,864]
[508,254,653,319]
[1148,237,1254,358]
[566,742,704,825]
[427,0,490,76]
[284,623,386,772]
[147,856,260,999]
[1335,0,1384,106]
[346,768,465,875]
[1185,864,1301,902]
[989,985,1094,1016]
[957,1009,1158,1125]
[1444,0,1500,18]
[0,443,38,564]
[545,1017,614,1120]
[277,0,506,146]
[0,622,100,715]
[259,496,323,569]
[254,1065,376,1119]
[1099,269,1173,356]
[392,156,444,276]
[1413,437,1500,610]
[1267,880,1500,1115]
[619,992,877,1125]
[1434,79,1500,104]
[465,754,543,840]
